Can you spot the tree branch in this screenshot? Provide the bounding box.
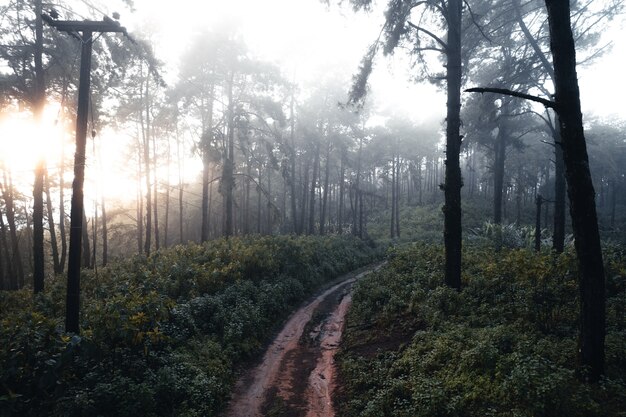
[465,87,556,109]
[407,21,448,51]
[463,0,491,43]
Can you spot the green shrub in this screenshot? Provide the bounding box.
[1,235,381,417]
[336,243,626,417]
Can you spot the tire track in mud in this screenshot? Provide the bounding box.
[223,265,379,417]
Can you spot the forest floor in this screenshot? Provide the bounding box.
[222,264,381,417]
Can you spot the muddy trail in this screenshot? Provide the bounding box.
[223,266,379,417]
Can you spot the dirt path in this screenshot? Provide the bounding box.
[223,265,378,417]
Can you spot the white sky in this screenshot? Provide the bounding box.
[2,0,624,203]
[118,0,626,122]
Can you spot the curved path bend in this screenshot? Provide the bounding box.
[223,265,380,417]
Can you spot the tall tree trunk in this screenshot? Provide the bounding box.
[201,85,215,242]
[32,0,45,293]
[2,172,24,288]
[443,0,463,290]
[164,138,171,247]
[308,141,320,235]
[91,201,97,268]
[177,129,184,244]
[553,116,566,253]
[353,137,363,237]
[257,168,263,234]
[244,156,252,235]
[101,195,108,267]
[395,156,401,237]
[267,166,272,234]
[494,120,507,225]
[320,139,331,235]
[289,94,298,234]
[136,146,144,253]
[545,0,605,382]
[0,212,12,290]
[81,210,91,269]
[153,134,160,250]
[23,207,33,277]
[45,169,61,274]
[142,73,152,255]
[58,138,67,274]
[390,157,396,238]
[223,71,235,237]
[338,150,345,234]
[299,159,310,235]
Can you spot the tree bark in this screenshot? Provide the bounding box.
[320,138,331,235]
[0,212,12,290]
[493,121,507,225]
[390,157,396,238]
[44,169,61,274]
[289,93,299,234]
[395,156,401,237]
[338,151,345,234]
[443,0,463,290]
[553,116,566,253]
[308,140,320,235]
[142,72,152,255]
[152,134,160,250]
[101,195,108,266]
[58,139,67,274]
[223,71,236,237]
[201,84,215,242]
[2,171,24,288]
[81,210,91,269]
[545,0,606,382]
[33,0,45,293]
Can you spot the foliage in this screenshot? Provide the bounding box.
[336,243,626,417]
[0,235,381,417]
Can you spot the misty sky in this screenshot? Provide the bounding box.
[118,0,626,121]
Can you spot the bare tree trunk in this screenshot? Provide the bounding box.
[257,168,262,234]
[58,139,67,274]
[299,159,310,235]
[338,151,345,234]
[141,73,152,255]
[136,146,144,253]
[223,71,235,237]
[23,206,33,277]
[390,157,396,239]
[494,120,507,225]
[2,171,24,288]
[308,141,320,235]
[177,129,184,244]
[267,167,272,234]
[395,157,401,237]
[164,138,171,247]
[546,0,606,382]
[443,0,463,290]
[201,84,215,242]
[553,116,566,253]
[0,212,11,290]
[153,134,160,251]
[91,200,97,268]
[45,169,61,274]
[81,210,91,269]
[320,138,331,235]
[32,0,46,293]
[101,196,108,266]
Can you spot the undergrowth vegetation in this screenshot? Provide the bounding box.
[0,235,380,417]
[336,243,626,417]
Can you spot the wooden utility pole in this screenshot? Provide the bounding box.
[42,13,127,334]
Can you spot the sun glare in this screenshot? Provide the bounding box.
[0,103,64,176]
